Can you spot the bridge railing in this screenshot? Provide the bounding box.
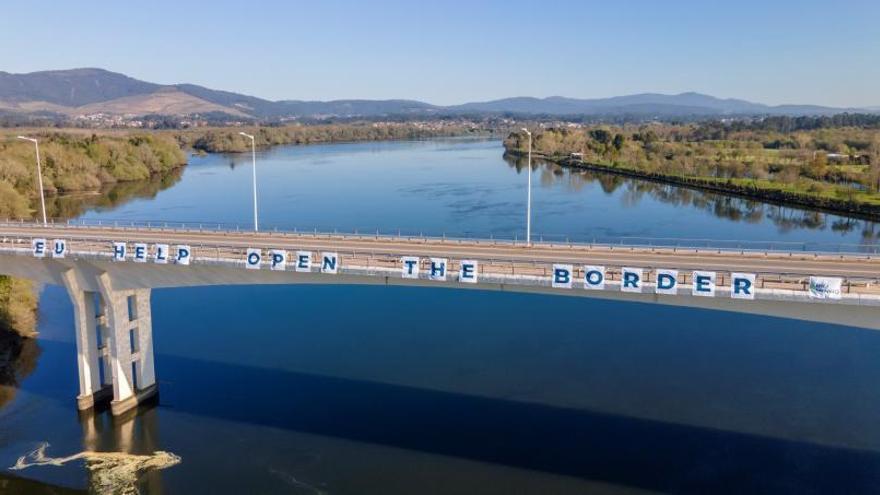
[0,234,880,288]
[1,217,879,257]
[0,233,878,298]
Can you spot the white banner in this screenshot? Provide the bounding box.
[731,273,756,300]
[175,245,191,265]
[621,267,643,293]
[583,265,605,290]
[51,239,67,259]
[246,249,262,269]
[692,271,716,297]
[321,252,338,274]
[32,238,47,258]
[429,258,448,281]
[655,269,678,295]
[133,243,148,263]
[809,276,842,300]
[459,260,478,283]
[552,264,573,289]
[154,244,169,264]
[269,250,287,271]
[402,256,420,279]
[113,242,127,261]
[26,240,846,305]
[295,251,312,272]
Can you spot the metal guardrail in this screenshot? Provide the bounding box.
[1,218,878,257]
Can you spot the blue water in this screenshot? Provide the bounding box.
[78,138,879,247]
[3,139,880,494]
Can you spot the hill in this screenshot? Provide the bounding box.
[0,68,871,121]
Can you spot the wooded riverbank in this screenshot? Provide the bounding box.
[507,149,880,219]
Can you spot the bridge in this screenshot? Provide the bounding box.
[0,221,878,416]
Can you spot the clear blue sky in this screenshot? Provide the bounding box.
[2,0,878,106]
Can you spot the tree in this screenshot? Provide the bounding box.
[589,129,611,145]
[869,135,880,192]
[612,133,625,152]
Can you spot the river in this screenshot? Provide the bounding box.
[2,138,880,494]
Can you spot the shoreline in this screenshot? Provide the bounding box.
[504,150,880,221]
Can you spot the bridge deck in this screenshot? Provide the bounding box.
[1,224,878,296]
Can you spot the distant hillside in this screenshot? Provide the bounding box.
[447,93,857,116]
[0,68,160,106]
[0,68,871,121]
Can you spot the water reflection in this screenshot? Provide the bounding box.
[35,168,183,221]
[504,154,880,245]
[77,402,174,495]
[0,329,40,410]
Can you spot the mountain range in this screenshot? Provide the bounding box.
[0,68,872,120]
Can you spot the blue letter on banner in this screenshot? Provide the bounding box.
[246,248,262,270]
[113,242,127,261]
[32,239,46,258]
[176,245,191,265]
[583,265,604,290]
[52,240,67,258]
[270,250,287,271]
[731,272,755,300]
[692,271,716,297]
[322,252,338,274]
[655,269,678,295]
[552,264,573,289]
[296,251,312,272]
[459,260,478,284]
[621,267,642,293]
[154,244,169,264]
[402,256,419,279]
[429,258,447,281]
[134,243,147,263]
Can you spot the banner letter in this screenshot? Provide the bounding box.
[296,251,312,272]
[731,273,756,300]
[655,269,678,295]
[402,256,419,279]
[621,267,642,293]
[429,258,447,281]
[113,242,127,261]
[459,260,478,284]
[270,250,287,271]
[583,265,605,290]
[552,264,573,289]
[321,252,338,274]
[692,271,716,297]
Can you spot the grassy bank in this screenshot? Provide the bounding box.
[0,275,40,406]
[0,276,36,338]
[516,150,880,218]
[0,131,186,219]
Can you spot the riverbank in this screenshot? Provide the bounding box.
[505,150,880,220]
[504,138,880,221]
[0,132,186,219]
[179,123,493,153]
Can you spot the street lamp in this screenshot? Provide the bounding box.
[16,136,47,226]
[521,128,532,246]
[238,132,259,232]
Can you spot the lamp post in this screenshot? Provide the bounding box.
[16,136,47,226]
[238,132,259,232]
[521,128,532,246]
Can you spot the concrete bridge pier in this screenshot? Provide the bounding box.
[62,271,111,411]
[63,270,157,416]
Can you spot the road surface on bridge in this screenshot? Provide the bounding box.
[1,224,879,280]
